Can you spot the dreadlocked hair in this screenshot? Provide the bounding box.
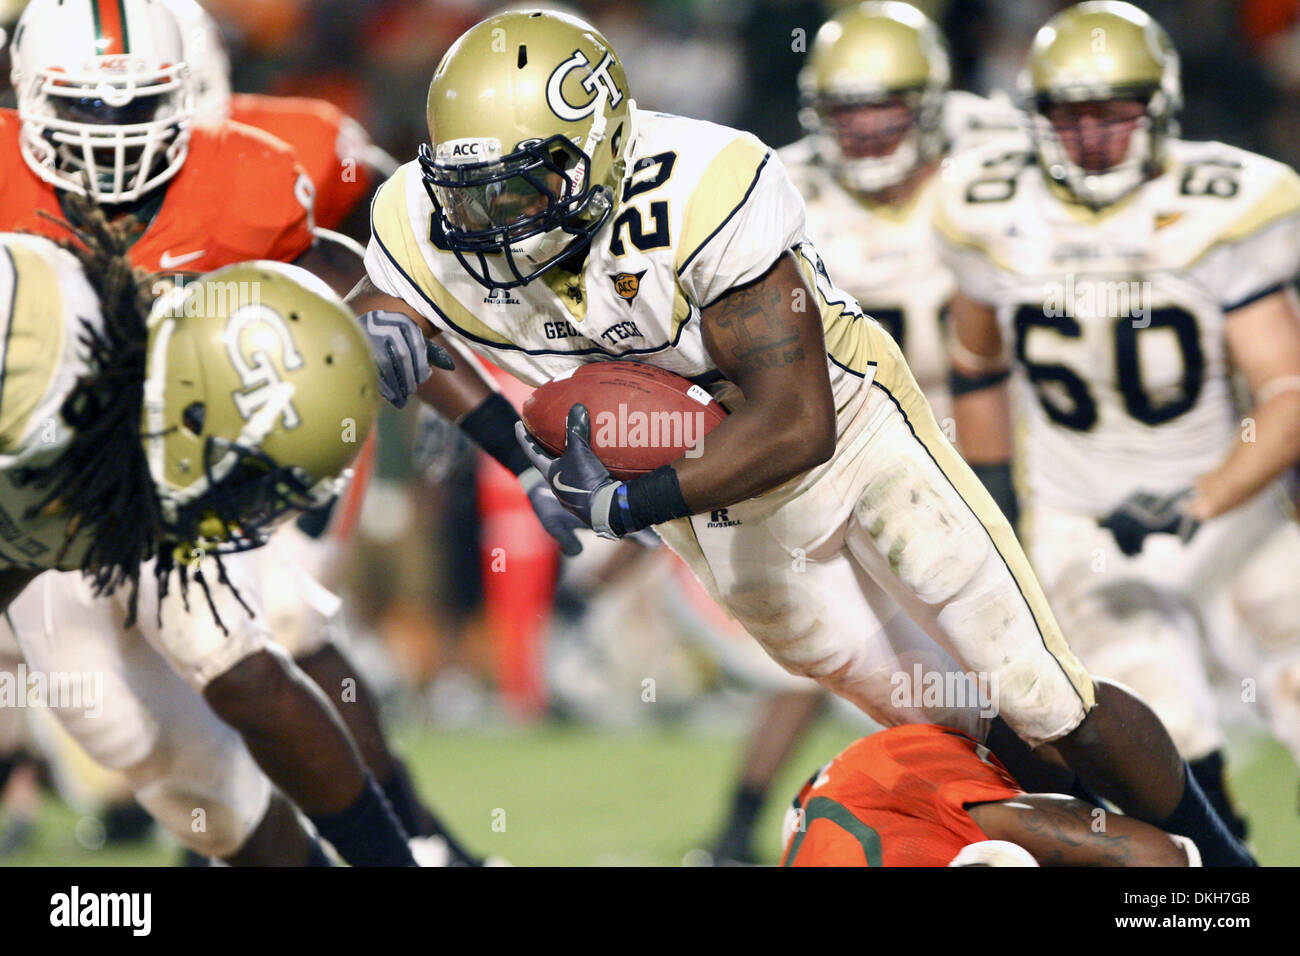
[19,193,242,632]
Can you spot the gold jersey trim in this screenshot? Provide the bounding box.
[0,244,66,452]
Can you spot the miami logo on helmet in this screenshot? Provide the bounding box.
[546,49,624,122]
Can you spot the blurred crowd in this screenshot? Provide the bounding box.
[203,1,1300,168]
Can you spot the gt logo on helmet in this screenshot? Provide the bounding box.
[225,305,305,429]
[546,49,624,122]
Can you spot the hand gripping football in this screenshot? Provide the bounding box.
[522,362,727,480]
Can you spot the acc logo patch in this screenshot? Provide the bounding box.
[610,270,646,306]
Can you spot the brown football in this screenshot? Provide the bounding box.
[522,362,728,480]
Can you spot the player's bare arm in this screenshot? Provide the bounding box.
[967,794,1193,866]
[949,291,1014,463]
[1191,288,1300,519]
[346,274,493,417]
[949,290,1020,524]
[514,251,834,543]
[348,275,587,554]
[683,251,837,510]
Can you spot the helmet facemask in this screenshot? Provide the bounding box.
[801,86,944,195]
[17,59,194,203]
[420,123,615,290]
[158,435,341,555]
[1020,3,1182,210]
[1029,87,1170,208]
[143,352,346,555]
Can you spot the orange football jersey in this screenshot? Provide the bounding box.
[229,93,374,231]
[781,724,1024,867]
[0,109,315,273]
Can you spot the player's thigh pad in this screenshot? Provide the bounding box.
[258,527,343,660]
[845,367,1093,746]
[1227,509,1300,761]
[8,572,159,770]
[131,551,275,692]
[8,574,271,855]
[1028,506,1224,758]
[657,512,992,740]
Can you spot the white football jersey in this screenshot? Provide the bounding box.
[780,92,1023,426]
[936,136,1300,515]
[0,233,103,570]
[366,109,902,503]
[780,140,952,424]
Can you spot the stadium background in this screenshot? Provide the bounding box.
[3,0,1299,865]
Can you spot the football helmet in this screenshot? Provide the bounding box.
[420,9,637,289]
[10,0,195,203]
[143,262,380,554]
[162,0,230,125]
[798,1,950,195]
[1020,1,1180,208]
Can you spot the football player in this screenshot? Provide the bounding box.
[352,10,1253,865]
[0,209,379,863]
[699,1,1025,865]
[163,0,398,236]
[155,0,489,863]
[940,1,1300,836]
[0,0,418,866]
[780,723,1197,866]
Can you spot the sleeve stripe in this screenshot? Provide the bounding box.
[676,150,772,276]
[781,796,883,867]
[1223,280,1287,314]
[0,246,16,424]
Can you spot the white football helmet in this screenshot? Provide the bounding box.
[10,0,195,203]
[161,0,230,125]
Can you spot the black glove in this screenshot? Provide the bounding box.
[360,309,455,408]
[515,404,623,540]
[1099,488,1200,557]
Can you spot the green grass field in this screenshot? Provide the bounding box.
[5,719,1298,866]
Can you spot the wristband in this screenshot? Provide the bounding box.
[971,461,1020,530]
[610,465,692,535]
[459,393,532,476]
[949,365,1011,397]
[1168,834,1202,867]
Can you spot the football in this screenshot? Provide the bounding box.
[522,362,728,480]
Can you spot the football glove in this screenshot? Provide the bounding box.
[518,467,587,557]
[1098,488,1200,557]
[516,404,623,540]
[360,309,455,408]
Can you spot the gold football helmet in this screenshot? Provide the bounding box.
[1020,1,1180,207]
[143,261,379,554]
[798,1,950,194]
[421,9,637,289]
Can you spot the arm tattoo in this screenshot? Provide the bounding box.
[1015,800,1136,866]
[711,280,805,374]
